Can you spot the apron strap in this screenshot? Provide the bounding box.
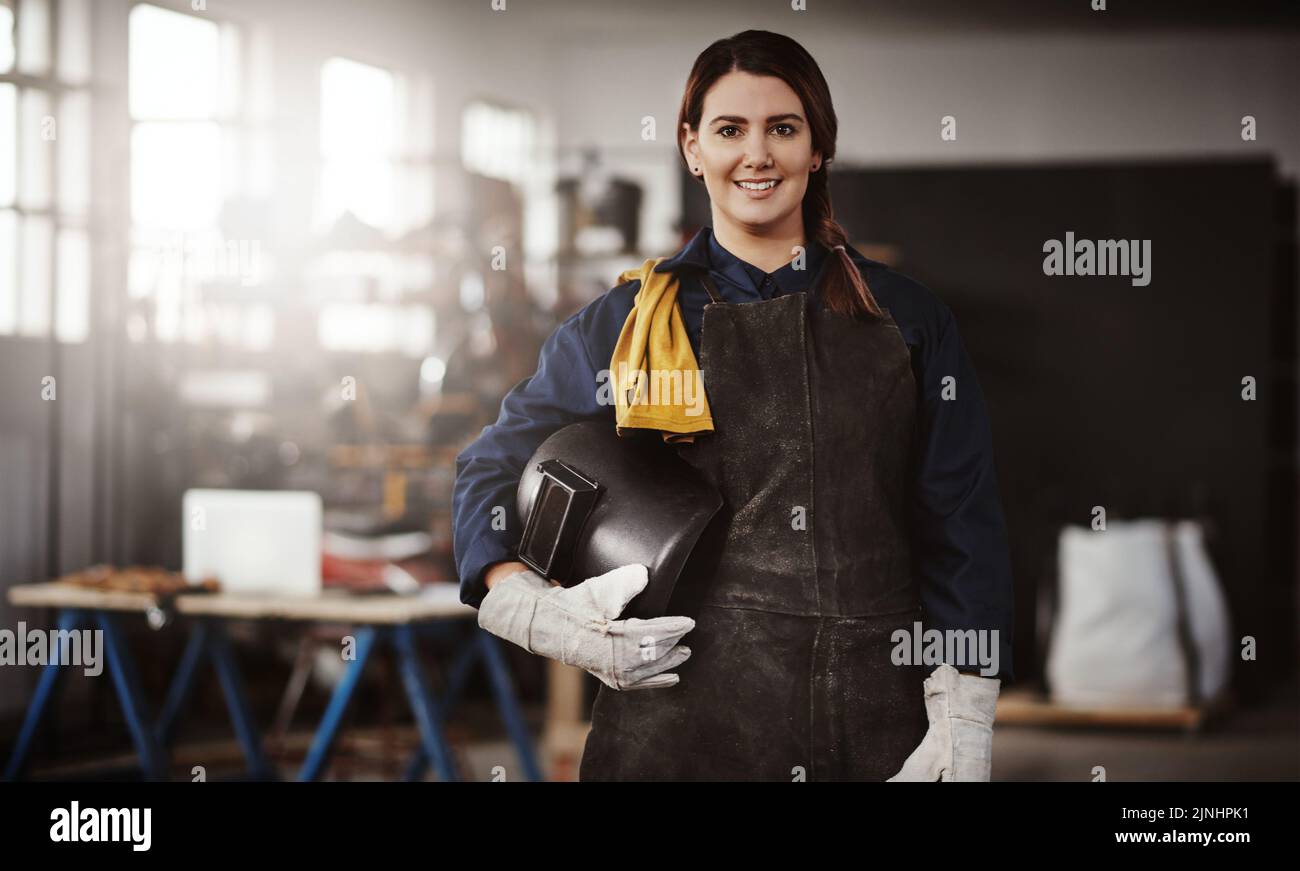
[699,272,726,305]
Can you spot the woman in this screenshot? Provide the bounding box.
[453,30,1014,781]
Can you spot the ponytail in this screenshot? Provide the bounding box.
[803,169,885,320]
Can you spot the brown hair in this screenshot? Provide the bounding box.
[677,29,884,319]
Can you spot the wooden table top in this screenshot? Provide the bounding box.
[6,581,477,625]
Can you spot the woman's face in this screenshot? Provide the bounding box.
[682,71,821,237]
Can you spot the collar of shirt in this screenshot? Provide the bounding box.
[654,225,829,302]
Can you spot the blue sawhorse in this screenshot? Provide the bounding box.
[299,623,542,782]
[154,617,276,780]
[4,609,272,782]
[5,609,165,781]
[402,628,543,783]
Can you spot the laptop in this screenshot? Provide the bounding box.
[183,489,322,596]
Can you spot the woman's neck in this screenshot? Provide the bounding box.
[712,221,808,275]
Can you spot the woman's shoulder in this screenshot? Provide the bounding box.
[568,274,639,329]
[843,247,955,348]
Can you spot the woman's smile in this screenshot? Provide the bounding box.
[733,177,783,199]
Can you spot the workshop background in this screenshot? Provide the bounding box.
[1,0,1297,782]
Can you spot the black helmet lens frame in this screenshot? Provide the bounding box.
[517,459,601,582]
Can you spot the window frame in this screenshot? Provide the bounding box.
[126,0,269,347]
[0,0,93,342]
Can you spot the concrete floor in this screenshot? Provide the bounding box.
[995,684,1300,782]
[994,725,1299,782]
[15,690,1298,782]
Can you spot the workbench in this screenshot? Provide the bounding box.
[3,582,541,782]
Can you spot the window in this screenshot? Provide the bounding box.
[461,100,536,187]
[0,0,92,342]
[313,56,435,356]
[461,98,557,288]
[0,2,14,74]
[128,2,270,347]
[319,57,396,232]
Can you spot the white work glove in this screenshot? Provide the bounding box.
[887,663,1001,782]
[477,563,694,691]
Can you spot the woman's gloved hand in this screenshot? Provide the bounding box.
[477,563,694,691]
[887,663,1001,782]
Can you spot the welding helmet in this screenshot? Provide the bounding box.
[514,420,722,620]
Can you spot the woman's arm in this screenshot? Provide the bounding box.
[484,560,531,590]
[910,299,1016,684]
[452,301,620,609]
[890,297,1011,781]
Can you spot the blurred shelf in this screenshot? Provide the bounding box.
[995,687,1234,732]
[330,443,460,469]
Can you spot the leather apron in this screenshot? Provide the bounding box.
[579,268,929,781]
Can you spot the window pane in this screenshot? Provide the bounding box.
[56,228,88,342]
[0,1,14,74]
[217,22,241,118]
[245,129,272,198]
[320,58,394,159]
[319,157,394,231]
[19,214,51,337]
[0,209,15,333]
[131,121,222,230]
[57,0,91,84]
[396,75,435,155]
[396,164,434,235]
[128,239,160,300]
[18,87,51,211]
[57,90,90,217]
[319,58,396,231]
[129,4,220,120]
[16,0,49,77]
[221,124,269,201]
[0,83,14,206]
[462,100,535,185]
